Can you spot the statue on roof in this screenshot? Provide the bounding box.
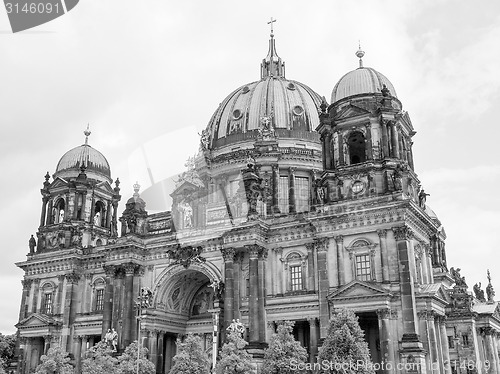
[28,235,36,254]
[418,189,430,208]
[450,267,467,288]
[487,270,495,302]
[473,282,486,302]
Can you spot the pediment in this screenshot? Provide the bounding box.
[16,313,59,329]
[327,280,391,301]
[50,177,69,189]
[94,181,114,194]
[417,283,451,304]
[334,104,370,121]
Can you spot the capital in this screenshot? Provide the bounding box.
[377,229,387,239]
[334,235,344,245]
[103,265,116,278]
[123,263,137,275]
[65,272,81,284]
[21,279,33,290]
[245,244,262,259]
[392,226,414,241]
[221,248,235,262]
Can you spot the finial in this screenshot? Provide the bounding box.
[84,124,91,145]
[133,181,140,195]
[488,269,492,284]
[267,17,277,37]
[356,41,365,68]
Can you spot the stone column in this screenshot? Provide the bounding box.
[377,229,390,282]
[377,308,396,374]
[272,164,280,214]
[483,327,498,374]
[79,191,87,220]
[90,194,95,224]
[247,245,260,344]
[63,272,80,351]
[308,318,319,363]
[106,201,112,229]
[381,120,389,158]
[149,331,158,368]
[19,279,32,320]
[390,122,400,158]
[338,132,345,165]
[234,253,242,319]
[437,316,452,374]
[43,335,50,355]
[365,124,373,160]
[102,265,116,337]
[315,238,330,339]
[54,275,64,315]
[334,236,345,286]
[156,332,164,374]
[81,335,88,359]
[305,243,315,292]
[32,278,40,313]
[423,311,440,374]
[74,336,82,374]
[222,248,235,331]
[258,247,268,343]
[324,132,332,169]
[289,167,296,214]
[275,247,283,296]
[393,226,419,339]
[122,263,136,347]
[40,196,49,227]
[164,335,174,373]
[47,199,54,224]
[393,226,426,373]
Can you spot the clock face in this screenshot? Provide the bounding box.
[352,180,364,194]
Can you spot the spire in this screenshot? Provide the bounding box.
[84,124,91,145]
[261,17,285,79]
[356,41,365,68]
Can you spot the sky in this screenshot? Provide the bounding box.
[0,0,499,334]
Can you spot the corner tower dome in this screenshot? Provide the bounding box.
[331,46,397,104]
[205,30,322,152]
[54,127,112,183]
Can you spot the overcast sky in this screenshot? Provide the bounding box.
[1,0,499,334]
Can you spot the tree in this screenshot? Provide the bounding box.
[317,309,374,374]
[0,334,16,372]
[215,330,254,374]
[262,321,308,374]
[35,346,74,374]
[81,341,120,374]
[168,333,210,374]
[117,341,155,374]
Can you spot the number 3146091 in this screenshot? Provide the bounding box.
[5,2,61,14]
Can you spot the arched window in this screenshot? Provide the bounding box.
[348,131,366,165]
[41,282,54,314]
[284,251,307,292]
[53,198,65,224]
[92,278,105,312]
[346,239,377,281]
[93,201,106,226]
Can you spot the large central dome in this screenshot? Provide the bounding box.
[205,35,322,151]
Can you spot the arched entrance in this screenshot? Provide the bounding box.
[151,263,222,373]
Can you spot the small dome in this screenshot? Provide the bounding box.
[206,77,322,150]
[331,67,397,104]
[55,144,112,183]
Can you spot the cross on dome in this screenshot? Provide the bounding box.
[267,17,276,37]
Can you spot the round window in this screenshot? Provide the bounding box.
[352,180,364,194]
[242,86,250,94]
[287,82,296,90]
[232,109,243,120]
[292,105,304,116]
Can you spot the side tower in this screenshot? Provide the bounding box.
[15,128,121,374]
[317,48,452,373]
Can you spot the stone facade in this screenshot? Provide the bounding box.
[14,37,500,374]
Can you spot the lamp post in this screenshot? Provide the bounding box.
[135,287,153,374]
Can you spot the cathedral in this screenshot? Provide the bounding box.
[14,29,500,374]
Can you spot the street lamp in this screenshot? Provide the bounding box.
[135,287,153,374]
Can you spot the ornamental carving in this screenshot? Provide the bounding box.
[377,229,387,238]
[103,265,116,278]
[245,244,262,258]
[167,244,205,268]
[392,226,414,241]
[65,272,81,284]
[21,279,33,290]
[122,263,137,275]
[259,247,268,260]
[334,235,344,245]
[316,238,329,252]
[221,248,235,262]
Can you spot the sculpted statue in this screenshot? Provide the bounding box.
[28,235,36,254]
[486,282,495,302]
[418,189,430,208]
[450,267,467,288]
[93,212,100,226]
[111,328,118,351]
[227,319,245,335]
[105,329,113,348]
[473,283,486,302]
